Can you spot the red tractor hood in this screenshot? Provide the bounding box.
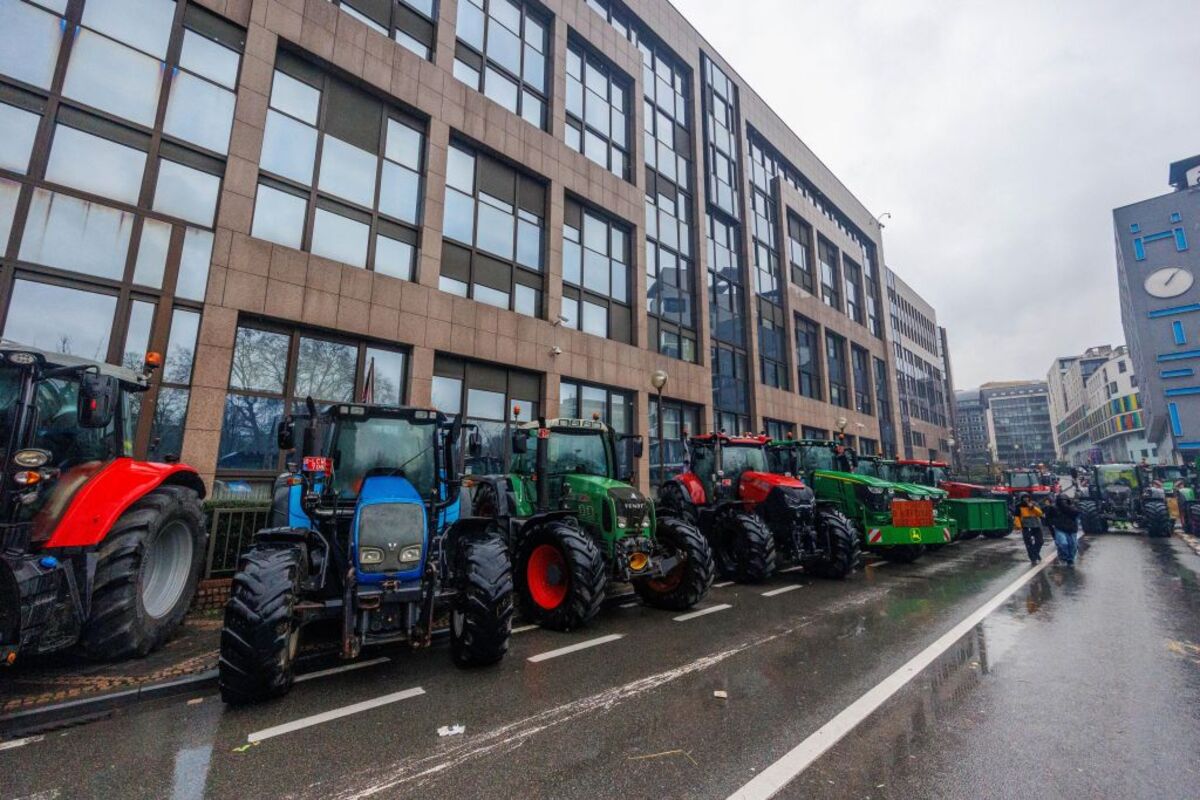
[739,471,805,504]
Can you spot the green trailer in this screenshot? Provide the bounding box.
[942,498,1012,539]
[886,459,1012,540]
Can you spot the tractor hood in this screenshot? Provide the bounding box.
[351,474,427,582]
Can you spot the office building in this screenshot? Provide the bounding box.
[981,380,1056,467]
[885,268,953,461]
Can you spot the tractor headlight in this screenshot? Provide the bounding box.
[360,547,384,565]
[642,519,650,528]
[399,545,422,563]
[616,516,628,529]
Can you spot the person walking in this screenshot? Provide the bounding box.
[1015,493,1045,564]
[1046,494,1081,566]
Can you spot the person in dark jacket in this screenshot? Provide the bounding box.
[1046,494,1081,566]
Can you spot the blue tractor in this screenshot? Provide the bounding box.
[218,400,513,704]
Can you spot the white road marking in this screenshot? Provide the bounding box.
[761,584,802,597]
[527,634,624,663]
[247,687,426,743]
[336,626,802,799]
[511,624,539,634]
[726,553,1060,800]
[864,560,888,568]
[777,565,805,574]
[619,602,639,609]
[712,581,735,588]
[295,657,390,683]
[673,603,733,622]
[0,735,44,751]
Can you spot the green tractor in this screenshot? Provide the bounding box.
[1077,463,1171,537]
[1145,463,1199,534]
[768,440,955,563]
[470,415,713,631]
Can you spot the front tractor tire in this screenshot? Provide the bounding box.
[1077,500,1107,534]
[713,511,776,583]
[1142,500,1172,538]
[218,546,303,705]
[516,520,605,631]
[79,486,206,660]
[450,533,515,667]
[634,517,714,610]
[807,508,860,580]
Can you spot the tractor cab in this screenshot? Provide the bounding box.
[894,459,950,488]
[1146,464,1188,495]
[993,468,1054,510]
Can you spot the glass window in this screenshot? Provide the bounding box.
[0,1,64,90]
[45,125,147,206]
[132,218,171,287]
[252,183,307,249]
[229,327,289,393]
[260,110,319,185]
[311,206,370,268]
[179,30,240,89]
[295,336,357,402]
[385,119,422,170]
[82,0,175,59]
[3,280,117,360]
[363,347,405,405]
[563,199,631,342]
[63,30,163,128]
[176,227,213,301]
[454,0,548,130]
[375,233,414,281]
[565,41,630,179]
[0,102,42,174]
[431,375,463,415]
[378,160,420,223]
[318,136,377,208]
[0,178,17,249]
[220,394,284,471]
[153,159,220,226]
[122,300,156,369]
[163,70,236,154]
[795,314,821,400]
[270,70,320,125]
[19,189,134,280]
[826,331,848,408]
[164,308,200,383]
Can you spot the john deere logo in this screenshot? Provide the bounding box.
[910,529,922,542]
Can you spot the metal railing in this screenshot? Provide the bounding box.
[203,502,271,579]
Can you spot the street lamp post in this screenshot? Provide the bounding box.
[651,369,668,486]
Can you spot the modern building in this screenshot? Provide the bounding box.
[0,0,904,495]
[1048,345,1151,464]
[980,381,1056,467]
[1114,155,1200,464]
[954,388,990,471]
[885,268,953,461]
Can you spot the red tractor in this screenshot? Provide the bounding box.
[893,459,992,499]
[657,433,858,582]
[0,343,207,665]
[992,468,1055,512]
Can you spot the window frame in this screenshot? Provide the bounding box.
[565,38,631,180]
[825,330,849,409]
[453,0,549,130]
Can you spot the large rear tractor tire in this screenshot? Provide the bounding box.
[450,533,514,667]
[634,517,714,610]
[713,511,776,583]
[1077,500,1107,534]
[79,486,206,660]
[1142,500,1173,538]
[515,520,605,631]
[1186,501,1200,535]
[876,544,923,564]
[808,508,860,580]
[218,546,303,705]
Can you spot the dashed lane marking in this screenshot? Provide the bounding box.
[295,657,390,683]
[761,585,802,597]
[673,603,733,622]
[619,602,639,609]
[527,634,625,663]
[712,581,735,588]
[512,624,540,634]
[247,687,426,743]
[0,735,44,751]
[777,565,805,574]
[726,552,1059,800]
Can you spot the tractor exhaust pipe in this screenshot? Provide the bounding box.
[536,416,549,513]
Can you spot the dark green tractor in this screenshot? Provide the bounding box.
[471,416,713,631]
[768,440,956,563]
[1146,464,1200,534]
[1078,463,1171,537]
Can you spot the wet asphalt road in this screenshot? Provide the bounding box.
[3,531,1199,800]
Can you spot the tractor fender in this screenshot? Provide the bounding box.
[43,459,206,549]
[675,473,707,506]
[444,516,503,563]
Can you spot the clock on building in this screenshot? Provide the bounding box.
[1144,267,1194,298]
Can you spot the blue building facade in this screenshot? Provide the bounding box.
[1114,155,1200,462]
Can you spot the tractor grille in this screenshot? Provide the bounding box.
[609,486,650,530]
[357,502,425,573]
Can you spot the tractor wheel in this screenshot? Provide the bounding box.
[634,517,714,610]
[1187,502,1200,535]
[876,544,923,564]
[656,481,697,526]
[78,486,205,660]
[218,545,303,705]
[982,528,1013,539]
[1077,500,1107,534]
[713,511,776,583]
[515,520,605,631]
[269,473,291,528]
[472,481,502,518]
[1142,500,1172,538]
[450,532,514,667]
[807,508,859,580]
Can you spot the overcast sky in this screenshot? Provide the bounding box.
[673,0,1200,388]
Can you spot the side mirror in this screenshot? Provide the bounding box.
[468,430,483,458]
[277,416,296,451]
[631,436,644,459]
[78,373,118,429]
[511,432,528,455]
